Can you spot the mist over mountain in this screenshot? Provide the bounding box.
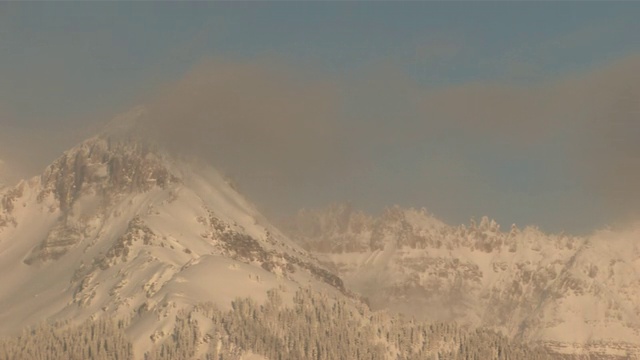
[4,54,639,235]
[2,3,640,359]
[281,203,640,358]
[0,159,6,189]
[0,117,350,358]
[0,111,638,359]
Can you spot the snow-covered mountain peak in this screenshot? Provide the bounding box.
[0,125,347,356]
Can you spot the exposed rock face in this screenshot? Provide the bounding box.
[37,136,175,213]
[282,204,640,358]
[0,182,23,229]
[23,222,84,265]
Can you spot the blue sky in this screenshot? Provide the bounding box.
[1,2,639,234]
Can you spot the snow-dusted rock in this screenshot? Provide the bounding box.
[283,204,640,358]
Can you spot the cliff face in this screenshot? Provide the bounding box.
[283,205,640,358]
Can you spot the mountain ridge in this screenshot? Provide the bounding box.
[281,203,640,358]
[1,115,636,358]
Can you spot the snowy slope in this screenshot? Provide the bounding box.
[0,114,346,358]
[283,204,640,358]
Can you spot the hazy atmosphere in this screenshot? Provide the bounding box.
[1,2,639,234]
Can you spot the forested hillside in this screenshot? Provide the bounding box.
[1,288,552,360]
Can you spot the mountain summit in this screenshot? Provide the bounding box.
[0,122,345,357]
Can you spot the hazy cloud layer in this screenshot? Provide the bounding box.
[0,118,101,185]
[119,54,640,231]
[0,158,6,187]
[131,60,352,214]
[417,54,640,225]
[2,53,638,233]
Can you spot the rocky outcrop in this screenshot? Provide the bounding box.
[37,136,176,213]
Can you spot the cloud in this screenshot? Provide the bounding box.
[2,50,637,232]
[0,122,98,185]
[0,157,11,189]
[412,53,639,146]
[414,53,640,226]
[574,56,640,222]
[132,54,640,229]
[135,59,350,214]
[0,158,4,177]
